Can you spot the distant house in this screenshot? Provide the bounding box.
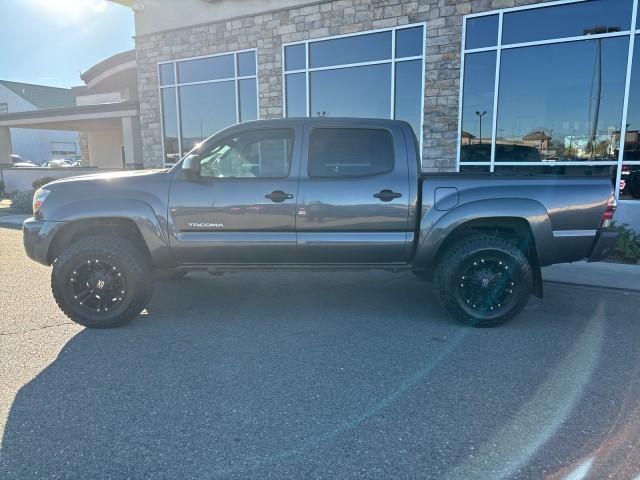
[0,81,80,164]
[523,129,552,150]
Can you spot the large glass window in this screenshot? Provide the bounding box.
[179,82,236,152]
[308,128,394,178]
[459,51,496,162]
[283,24,425,145]
[621,35,640,200]
[497,38,628,163]
[160,88,179,164]
[459,0,639,202]
[196,129,294,178]
[310,64,391,118]
[502,0,633,45]
[158,50,258,164]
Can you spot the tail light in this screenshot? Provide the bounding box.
[598,192,617,229]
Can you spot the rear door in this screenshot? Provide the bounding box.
[296,122,412,263]
[168,125,301,264]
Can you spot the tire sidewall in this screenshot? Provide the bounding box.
[52,237,153,328]
[436,235,533,327]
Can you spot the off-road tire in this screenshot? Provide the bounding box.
[51,235,154,328]
[434,234,533,327]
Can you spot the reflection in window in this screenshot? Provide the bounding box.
[502,0,633,45]
[159,50,258,163]
[309,31,392,68]
[309,128,393,177]
[465,15,499,50]
[284,25,425,145]
[237,51,256,77]
[310,64,391,118]
[460,51,495,162]
[239,79,258,122]
[396,26,423,58]
[159,63,175,86]
[198,129,293,178]
[395,60,423,138]
[285,44,306,71]
[285,73,306,117]
[177,54,235,83]
[179,82,236,152]
[621,35,640,200]
[496,38,628,163]
[161,88,179,164]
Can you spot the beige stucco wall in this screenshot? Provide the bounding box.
[132,0,317,35]
[87,129,123,168]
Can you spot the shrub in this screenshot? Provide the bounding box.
[9,190,34,213]
[32,176,57,191]
[610,222,640,263]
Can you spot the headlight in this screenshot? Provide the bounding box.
[33,188,50,215]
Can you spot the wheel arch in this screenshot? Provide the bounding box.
[415,199,552,298]
[45,200,173,267]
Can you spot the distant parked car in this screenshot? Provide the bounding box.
[621,165,640,199]
[461,143,542,163]
[43,159,74,168]
[9,154,36,167]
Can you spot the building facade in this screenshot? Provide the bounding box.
[0,50,143,170]
[117,0,640,204]
[0,81,80,165]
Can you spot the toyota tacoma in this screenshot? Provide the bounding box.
[23,118,618,328]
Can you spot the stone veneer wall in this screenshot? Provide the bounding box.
[134,0,547,170]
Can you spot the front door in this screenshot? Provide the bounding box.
[168,126,300,264]
[296,123,412,263]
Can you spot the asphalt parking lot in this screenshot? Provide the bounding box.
[1,226,640,480]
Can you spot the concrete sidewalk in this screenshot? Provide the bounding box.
[542,261,639,291]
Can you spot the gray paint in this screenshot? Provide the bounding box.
[23,119,615,279]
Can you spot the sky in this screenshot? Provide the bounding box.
[0,0,134,89]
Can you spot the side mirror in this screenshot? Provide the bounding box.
[181,155,201,180]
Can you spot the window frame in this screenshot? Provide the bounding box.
[158,48,259,167]
[194,127,296,180]
[306,126,396,180]
[282,23,426,153]
[458,0,640,203]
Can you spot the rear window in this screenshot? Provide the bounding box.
[308,128,394,178]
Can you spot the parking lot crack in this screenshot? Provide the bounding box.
[0,322,76,337]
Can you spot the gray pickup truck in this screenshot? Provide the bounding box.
[23,118,618,328]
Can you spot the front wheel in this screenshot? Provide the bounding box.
[51,235,154,328]
[434,234,533,327]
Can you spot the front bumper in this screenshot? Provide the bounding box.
[588,231,618,263]
[23,217,67,266]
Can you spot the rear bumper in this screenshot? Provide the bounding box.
[23,217,66,266]
[588,231,618,263]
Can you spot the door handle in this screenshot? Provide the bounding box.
[373,189,402,202]
[265,190,294,203]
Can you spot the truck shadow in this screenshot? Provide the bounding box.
[2,273,635,478]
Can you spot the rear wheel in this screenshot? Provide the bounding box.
[434,234,533,327]
[51,235,154,328]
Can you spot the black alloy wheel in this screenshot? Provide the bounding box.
[435,234,533,327]
[52,235,154,328]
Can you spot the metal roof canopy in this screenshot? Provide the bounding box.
[0,101,138,131]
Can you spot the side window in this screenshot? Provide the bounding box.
[198,129,294,178]
[308,128,394,178]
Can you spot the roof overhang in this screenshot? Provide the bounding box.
[0,101,138,131]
